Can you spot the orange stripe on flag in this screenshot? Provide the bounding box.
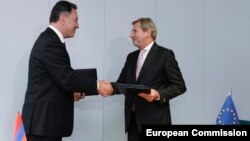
[14,112,27,141]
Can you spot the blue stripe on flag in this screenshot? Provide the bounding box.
[15,123,26,141]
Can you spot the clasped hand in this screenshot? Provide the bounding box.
[138,89,159,102]
[98,80,113,97]
[73,80,113,101]
[73,92,85,101]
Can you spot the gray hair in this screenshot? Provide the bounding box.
[132,17,157,40]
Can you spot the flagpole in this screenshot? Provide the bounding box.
[228,88,232,96]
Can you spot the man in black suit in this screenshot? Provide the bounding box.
[111,17,186,141]
[21,1,112,141]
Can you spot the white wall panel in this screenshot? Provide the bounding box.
[204,0,250,124]
[0,1,49,141]
[157,0,205,124]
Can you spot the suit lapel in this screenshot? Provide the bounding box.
[131,51,140,82]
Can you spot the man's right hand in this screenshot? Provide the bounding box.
[98,80,113,97]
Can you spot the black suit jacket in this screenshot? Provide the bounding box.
[22,28,97,137]
[113,43,186,133]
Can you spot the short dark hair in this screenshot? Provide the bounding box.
[49,0,77,23]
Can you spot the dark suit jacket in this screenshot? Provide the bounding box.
[22,28,97,137]
[113,43,186,133]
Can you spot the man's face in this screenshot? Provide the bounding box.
[63,9,79,38]
[130,22,148,49]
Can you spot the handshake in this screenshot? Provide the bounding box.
[97,80,113,97]
[74,80,113,101]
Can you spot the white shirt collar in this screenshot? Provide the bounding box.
[143,41,154,51]
[48,25,65,43]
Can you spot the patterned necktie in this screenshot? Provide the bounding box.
[136,50,146,79]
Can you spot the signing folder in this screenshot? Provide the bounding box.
[75,68,97,80]
[115,83,151,94]
[75,68,98,95]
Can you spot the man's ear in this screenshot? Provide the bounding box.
[59,14,66,25]
[146,30,152,37]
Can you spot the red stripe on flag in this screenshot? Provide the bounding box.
[14,112,27,141]
[14,112,22,139]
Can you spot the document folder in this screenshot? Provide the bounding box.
[75,68,98,95]
[75,68,97,80]
[115,83,151,94]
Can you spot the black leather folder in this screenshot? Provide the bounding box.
[75,68,97,80]
[115,83,151,94]
[75,68,98,95]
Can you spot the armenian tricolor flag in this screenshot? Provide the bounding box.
[14,112,27,141]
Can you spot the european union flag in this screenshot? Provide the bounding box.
[216,92,240,125]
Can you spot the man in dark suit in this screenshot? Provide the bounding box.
[21,1,112,141]
[111,17,186,141]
